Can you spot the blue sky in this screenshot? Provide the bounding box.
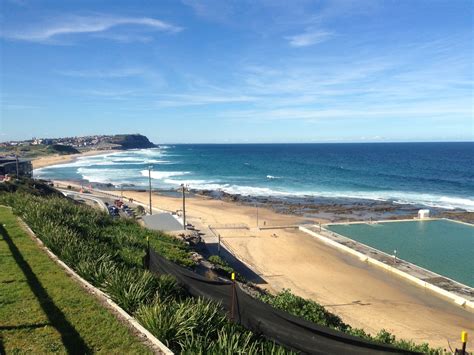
[0,0,472,143]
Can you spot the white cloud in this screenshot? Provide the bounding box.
[155,94,259,107]
[2,14,182,43]
[285,30,333,47]
[57,67,147,78]
[220,102,472,122]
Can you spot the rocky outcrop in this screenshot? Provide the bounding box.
[109,134,156,149]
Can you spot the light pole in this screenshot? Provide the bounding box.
[181,184,187,230]
[148,166,153,215]
[256,203,259,228]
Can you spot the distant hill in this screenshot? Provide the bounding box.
[48,144,80,155]
[108,134,156,149]
[0,134,156,158]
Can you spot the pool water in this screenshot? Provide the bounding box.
[326,219,474,287]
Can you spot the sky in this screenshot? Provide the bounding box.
[0,0,472,143]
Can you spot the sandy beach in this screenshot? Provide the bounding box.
[34,152,473,349]
[60,183,470,349]
[32,149,117,169]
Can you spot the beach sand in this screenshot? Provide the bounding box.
[106,189,473,349]
[32,149,117,169]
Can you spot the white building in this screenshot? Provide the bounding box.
[418,209,430,219]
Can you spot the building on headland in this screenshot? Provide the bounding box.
[1,134,155,150]
[0,156,33,178]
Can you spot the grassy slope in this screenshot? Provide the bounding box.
[0,206,151,354]
[0,144,79,158]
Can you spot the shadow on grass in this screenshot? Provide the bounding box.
[0,323,50,331]
[0,224,91,354]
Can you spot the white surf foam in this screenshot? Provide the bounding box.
[77,167,138,185]
[164,178,215,186]
[141,170,190,180]
[33,146,474,212]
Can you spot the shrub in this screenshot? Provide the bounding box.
[102,268,158,313]
[259,289,348,331]
[136,297,227,351]
[154,274,187,301]
[208,254,244,281]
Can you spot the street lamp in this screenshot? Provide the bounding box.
[148,165,153,215]
[181,184,188,230]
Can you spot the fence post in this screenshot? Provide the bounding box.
[144,236,150,269]
[230,272,236,321]
[461,331,468,355]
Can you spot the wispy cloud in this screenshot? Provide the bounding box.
[82,89,137,97]
[2,14,182,43]
[155,94,259,107]
[285,29,334,47]
[57,67,148,78]
[220,101,472,122]
[1,103,41,110]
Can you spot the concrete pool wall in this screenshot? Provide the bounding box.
[299,219,474,311]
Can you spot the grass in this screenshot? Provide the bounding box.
[0,206,152,354]
[0,144,79,158]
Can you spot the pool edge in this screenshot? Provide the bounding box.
[299,224,474,312]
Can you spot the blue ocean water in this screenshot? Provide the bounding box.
[35,142,474,211]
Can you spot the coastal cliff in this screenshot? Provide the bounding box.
[109,134,156,149]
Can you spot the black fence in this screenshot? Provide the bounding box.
[146,248,419,355]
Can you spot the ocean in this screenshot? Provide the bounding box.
[34,142,474,211]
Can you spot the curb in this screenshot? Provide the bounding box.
[17,217,173,355]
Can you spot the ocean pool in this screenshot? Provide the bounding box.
[326,219,474,288]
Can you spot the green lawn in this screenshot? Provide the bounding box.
[0,206,152,354]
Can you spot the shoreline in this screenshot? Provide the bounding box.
[43,179,474,224]
[32,150,474,223]
[32,144,474,221]
[50,179,474,348]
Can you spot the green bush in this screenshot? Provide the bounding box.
[154,274,187,301]
[208,254,244,281]
[258,289,348,331]
[136,297,227,351]
[102,269,158,314]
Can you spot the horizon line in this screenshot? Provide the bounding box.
[158,140,474,145]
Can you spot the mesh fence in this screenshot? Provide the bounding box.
[146,248,419,355]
